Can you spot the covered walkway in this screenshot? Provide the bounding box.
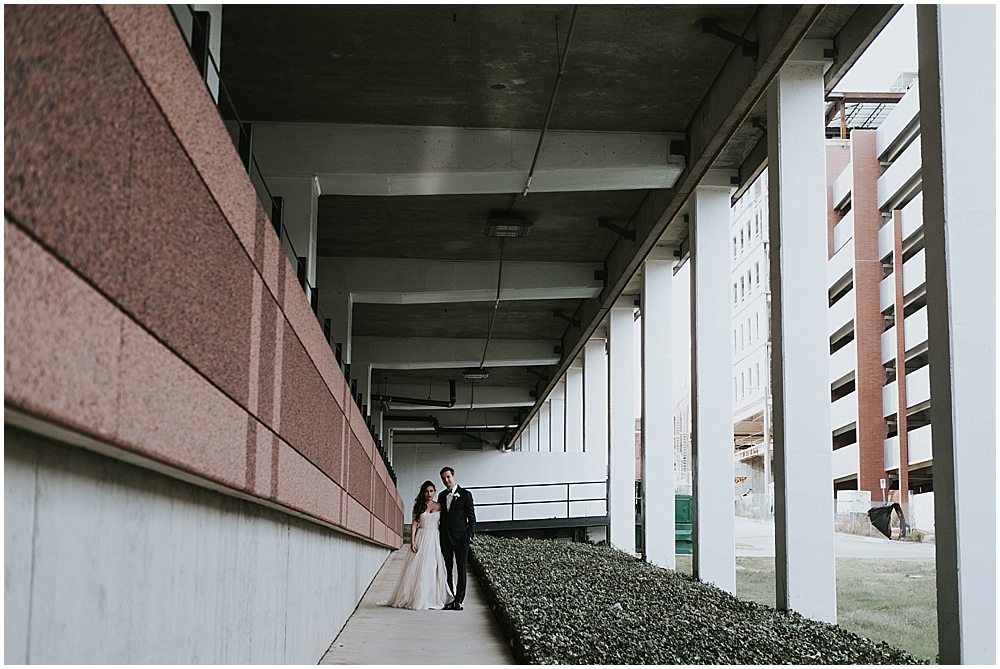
[321,550,513,665]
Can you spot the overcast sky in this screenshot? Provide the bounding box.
[833,5,918,92]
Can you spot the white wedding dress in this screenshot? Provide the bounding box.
[383,510,454,610]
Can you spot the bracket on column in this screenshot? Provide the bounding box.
[696,18,758,59]
[553,309,581,327]
[752,117,766,132]
[526,367,546,379]
[598,217,635,240]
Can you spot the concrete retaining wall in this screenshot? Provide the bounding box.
[5,426,388,664]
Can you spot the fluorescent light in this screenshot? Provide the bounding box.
[486,218,533,238]
[462,368,490,380]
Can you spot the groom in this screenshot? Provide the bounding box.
[438,466,475,611]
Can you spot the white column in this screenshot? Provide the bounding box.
[583,337,609,514]
[530,414,540,452]
[539,400,552,452]
[766,49,837,623]
[550,380,566,453]
[609,298,636,554]
[642,249,675,569]
[357,362,373,416]
[269,176,320,287]
[917,6,996,663]
[690,184,736,595]
[565,360,584,453]
[325,293,353,364]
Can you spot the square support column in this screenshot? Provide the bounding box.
[565,360,584,453]
[550,380,566,453]
[609,298,636,554]
[268,176,320,287]
[539,400,552,452]
[917,5,996,663]
[641,249,675,569]
[767,53,837,623]
[690,185,736,594]
[583,337,609,514]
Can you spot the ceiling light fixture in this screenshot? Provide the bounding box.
[486,217,533,238]
[462,367,490,380]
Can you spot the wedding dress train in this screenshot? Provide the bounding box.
[383,510,454,610]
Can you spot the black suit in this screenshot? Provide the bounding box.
[438,486,476,605]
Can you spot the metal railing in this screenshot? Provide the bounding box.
[464,480,608,523]
[167,6,394,483]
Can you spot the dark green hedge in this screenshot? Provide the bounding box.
[470,535,923,665]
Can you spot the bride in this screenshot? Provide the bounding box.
[383,480,454,610]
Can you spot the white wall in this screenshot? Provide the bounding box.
[909,491,935,533]
[4,426,387,665]
[392,443,607,521]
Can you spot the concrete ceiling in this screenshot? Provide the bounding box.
[219,4,898,450]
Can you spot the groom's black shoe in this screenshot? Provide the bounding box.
[444,601,456,610]
[452,602,464,611]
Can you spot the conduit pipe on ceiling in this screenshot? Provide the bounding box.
[371,379,456,408]
[478,5,581,373]
[382,414,499,444]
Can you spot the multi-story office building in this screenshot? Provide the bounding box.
[731,172,772,515]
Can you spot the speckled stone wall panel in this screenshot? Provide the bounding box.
[347,433,374,510]
[373,479,388,525]
[256,293,278,431]
[275,441,343,528]
[124,85,254,409]
[100,4,258,254]
[4,5,135,304]
[116,315,248,490]
[253,425,276,499]
[346,495,371,539]
[280,323,346,485]
[4,220,123,441]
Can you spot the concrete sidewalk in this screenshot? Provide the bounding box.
[735,515,936,558]
[320,549,513,665]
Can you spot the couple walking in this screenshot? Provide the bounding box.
[384,466,476,611]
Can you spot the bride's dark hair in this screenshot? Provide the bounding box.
[413,480,436,520]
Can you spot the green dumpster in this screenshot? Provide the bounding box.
[675,494,693,555]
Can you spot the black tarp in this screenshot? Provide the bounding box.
[867,503,909,539]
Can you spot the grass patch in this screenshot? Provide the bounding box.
[471,535,922,664]
[730,557,938,663]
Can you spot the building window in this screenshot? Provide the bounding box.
[732,237,737,259]
[740,277,745,301]
[733,283,738,305]
[739,230,744,254]
[747,317,751,344]
[755,362,760,389]
[747,269,752,295]
[755,212,761,238]
[755,312,760,339]
[733,330,737,354]
[755,262,760,286]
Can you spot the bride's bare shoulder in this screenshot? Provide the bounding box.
[427,500,442,512]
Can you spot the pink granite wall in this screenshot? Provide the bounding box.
[4,4,404,549]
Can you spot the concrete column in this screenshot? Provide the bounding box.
[326,293,353,364]
[269,176,320,288]
[690,184,736,594]
[766,50,837,623]
[609,298,636,553]
[917,5,996,663]
[641,249,675,569]
[539,400,552,452]
[530,414,540,452]
[583,337,609,513]
[565,360,584,453]
[357,362,373,416]
[550,380,566,452]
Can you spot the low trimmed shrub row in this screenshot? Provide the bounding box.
[470,535,923,665]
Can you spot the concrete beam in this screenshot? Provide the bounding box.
[352,337,560,369]
[252,123,685,196]
[514,4,822,443]
[732,5,901,202]
[316,257,602,304]
[824,5,902,94]
[384,410,520,429]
